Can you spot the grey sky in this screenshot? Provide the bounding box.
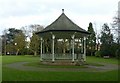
[0,0,119,35]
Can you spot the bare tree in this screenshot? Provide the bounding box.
[21,24,44,40]
[112,11,120,44]
[93,22,100,51]
[29,24,44,33]
[2,29,7,55]
[28,24,44,56]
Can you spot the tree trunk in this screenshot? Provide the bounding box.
[34,51,37,56]
[46,46,48,53]
[63,48,65,54]
[16,49,19,55]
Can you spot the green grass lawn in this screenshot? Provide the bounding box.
[0,56,2,82]
[2,55,119,81]
[86,56,118,64]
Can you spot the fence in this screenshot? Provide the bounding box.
[42,53,83,60]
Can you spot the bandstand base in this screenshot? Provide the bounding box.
[41,60,85,66]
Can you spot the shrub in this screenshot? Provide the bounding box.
[95,51,101,57]
[115,48,120,59]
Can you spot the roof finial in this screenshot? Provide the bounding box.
[62,9,64,13]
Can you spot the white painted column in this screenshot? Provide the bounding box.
[40,37,43,61]
[83,37,86,61]
[52,35,55,62]
[81,38,83,53]
[71,35,75,62]
[43,40,45,54]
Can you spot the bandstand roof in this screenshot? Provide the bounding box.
[36,9,90,39]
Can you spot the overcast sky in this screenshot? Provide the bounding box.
[0,0,119,35]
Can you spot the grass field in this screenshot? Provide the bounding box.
[2,55,119,81]
[0,56,2,83]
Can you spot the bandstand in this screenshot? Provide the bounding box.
[36,9,90,65]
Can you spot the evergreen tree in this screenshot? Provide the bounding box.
[29,33,40,56]
[87,22,96,56]
[29,25,44,56]
[100,23,114,57]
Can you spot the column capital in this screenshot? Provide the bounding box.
[83,37,86,40]
[52,34,55,39]
[71,34,75,39]
[40,37,43,40]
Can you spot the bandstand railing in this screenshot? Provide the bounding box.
[42,53,83,60]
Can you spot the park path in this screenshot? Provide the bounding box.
[4,62,118,72]
[86,63,118,71]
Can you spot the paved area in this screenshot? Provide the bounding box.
[4,62,118,72]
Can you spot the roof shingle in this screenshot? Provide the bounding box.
[36,10,90,35]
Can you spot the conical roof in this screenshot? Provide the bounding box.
[36,9,89,34]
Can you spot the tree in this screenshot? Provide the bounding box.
[100,23,114,57]
[87,22,96,56]
[61,39,68,54]
[28,24,44,56]
[6,43,14,55]
[14,32,26,55]
[1,29,7,55]
[21,24,44,55]
[29,33,40,56]
[29,24,44,33]
[112,11,120,44]
[44,39,51,53]
[21,24,44,42]
[112,11,120,58]
[2,28,25,55]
